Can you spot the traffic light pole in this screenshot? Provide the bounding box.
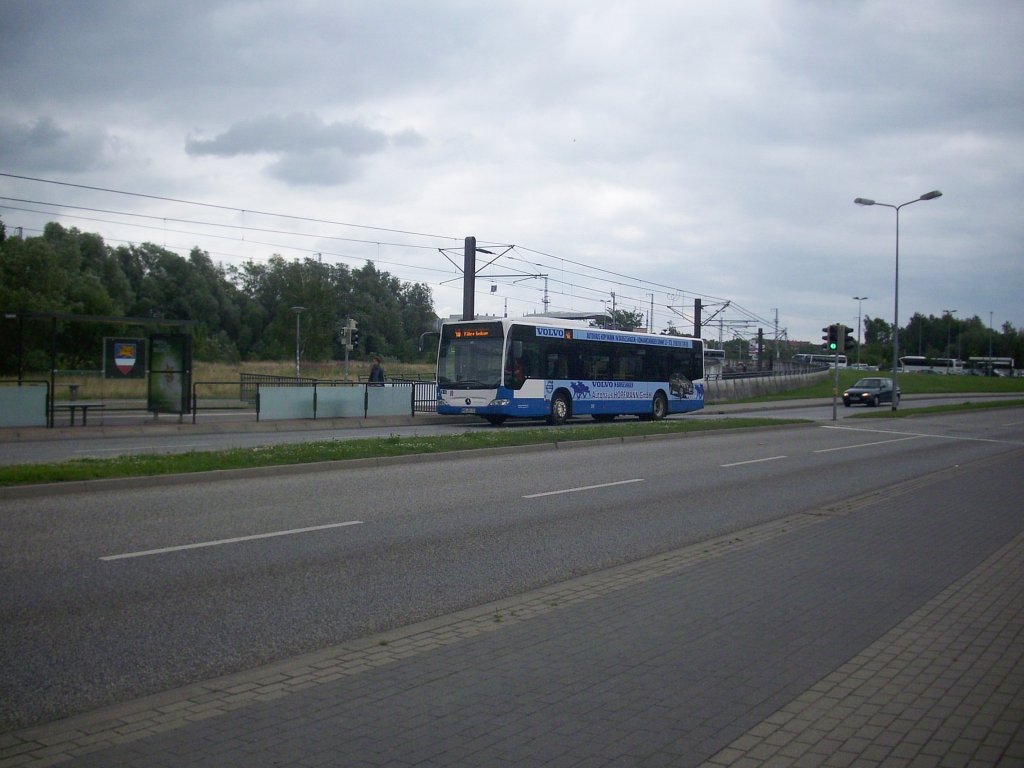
[832,324,844,422]
[822,323,841,421]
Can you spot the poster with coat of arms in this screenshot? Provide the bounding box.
[103,337,147,379]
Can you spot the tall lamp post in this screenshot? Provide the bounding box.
[291,306,305,377]
[852,296,868,368]
[943,309,957,363]
[854,190,942,410]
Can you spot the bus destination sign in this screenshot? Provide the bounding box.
[454,325,493,339]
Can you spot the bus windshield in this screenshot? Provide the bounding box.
[437,321,504,389]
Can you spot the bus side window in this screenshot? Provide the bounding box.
[546,354,564,379]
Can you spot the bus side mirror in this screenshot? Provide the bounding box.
[418,330,440,354]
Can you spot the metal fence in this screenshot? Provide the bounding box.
[237,373,437,415]
[387,375,437,413]
[239,373,318,405]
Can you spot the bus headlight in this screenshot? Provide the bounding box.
[490,398,511,407]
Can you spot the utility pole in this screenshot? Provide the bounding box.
[291,306,305,377]
[771,308,780,362]
[463,237,476,320]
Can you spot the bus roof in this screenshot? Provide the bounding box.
[442,315,699,339]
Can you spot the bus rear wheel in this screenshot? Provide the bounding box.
[548,393,570,426]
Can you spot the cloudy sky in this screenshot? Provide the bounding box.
[1,0,1021,344]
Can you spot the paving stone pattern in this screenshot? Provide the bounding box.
[2,458,1022,767]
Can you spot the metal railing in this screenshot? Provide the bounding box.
[195,376,438,422]
[239,372,317,405]
[387,375,437,413]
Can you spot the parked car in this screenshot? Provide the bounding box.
[843,377,900,407]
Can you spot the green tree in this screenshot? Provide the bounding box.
[605,308,645,330]
[1,221,440,368]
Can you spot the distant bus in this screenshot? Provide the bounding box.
[703,347,725,378]
[436,317,705,425]
[704,347,725,362]
[792,353,847,368]
[966,357,1016,377]
[898,356,963,374]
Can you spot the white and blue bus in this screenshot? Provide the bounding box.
[436,317,705,425]
[792,353,847,368]
[966,357,1015,376]
[898,356,963,374]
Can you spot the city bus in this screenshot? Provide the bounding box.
[704,347,725,364]
[898,356,963,374]
[966,357,1016,376]
[792,353,847,367]
[436,317,705,425]
[703,347,725,377]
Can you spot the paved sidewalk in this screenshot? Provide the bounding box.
[2,454,1022,767]
[704,530,1024,767]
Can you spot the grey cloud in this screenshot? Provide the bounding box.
[185,113,424,187]
[391,128,426,148]
[185,114,388,157]
[266,151,362,187]
[0,116,112,172]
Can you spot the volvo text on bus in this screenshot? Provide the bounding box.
[436,317,705,425]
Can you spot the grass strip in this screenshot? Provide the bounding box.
[738,371,1024,402]
[847,398,1024,418]
[0,417,799,487]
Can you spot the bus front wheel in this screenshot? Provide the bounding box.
[548,393,570,425]
[652,392,668,420]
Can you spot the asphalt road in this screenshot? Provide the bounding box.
[1,394,1020,465]
[2,407,1023,732]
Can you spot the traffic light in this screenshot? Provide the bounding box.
[348,320,360,349]
[822,324,839,351]
[842,325,855,352]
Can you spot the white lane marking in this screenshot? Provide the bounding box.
[822,424,1024,446]
[100,521,364,561]
[523,478,644,499]
[814,435,923,453]
[721,455,787,468]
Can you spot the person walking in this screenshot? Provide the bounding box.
[368,356,386,386]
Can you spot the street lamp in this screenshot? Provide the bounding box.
[852,296,868,368]
[943,309,957,362]
[854,190,942,410]
[291,306,305,377]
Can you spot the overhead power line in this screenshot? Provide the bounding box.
[0,172,781,336]
[0,172,463,244]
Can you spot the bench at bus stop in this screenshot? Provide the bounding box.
[54,402,105,426]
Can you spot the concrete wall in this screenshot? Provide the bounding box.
[704,370,829,403]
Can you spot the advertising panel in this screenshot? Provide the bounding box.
[147,334,192,414]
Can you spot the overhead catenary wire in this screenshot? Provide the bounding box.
[0,172,783,338]
[0,172,462,244]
